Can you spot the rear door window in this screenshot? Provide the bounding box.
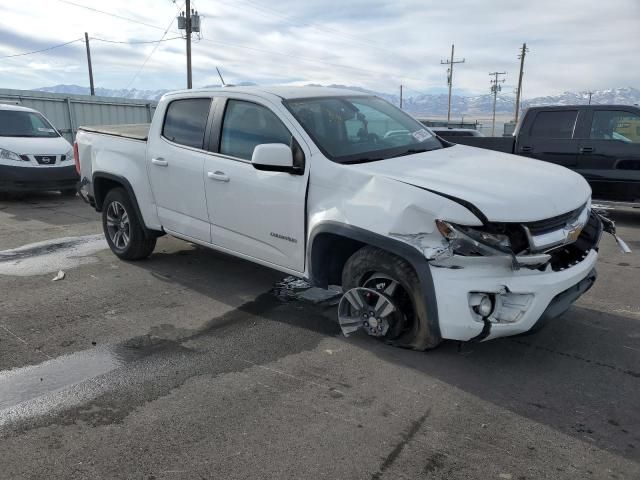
[162,98,212,149]
[530,110,578,139]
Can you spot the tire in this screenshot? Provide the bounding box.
[60,188,77,197]
[342,246,441,351]
[102,188,156,260]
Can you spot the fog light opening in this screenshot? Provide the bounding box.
[469,293,495,318]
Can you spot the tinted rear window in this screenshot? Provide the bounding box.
[162,98,211,148]
[529,110,578,139]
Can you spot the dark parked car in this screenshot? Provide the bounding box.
[437,105,640,204]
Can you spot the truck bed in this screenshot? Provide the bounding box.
[77,123,150,141]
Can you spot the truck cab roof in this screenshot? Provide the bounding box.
[161,85,367,101]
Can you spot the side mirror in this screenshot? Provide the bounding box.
[251,143,297,173]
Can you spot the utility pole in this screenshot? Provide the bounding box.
[514,43,528,124]
[440,44,465,125]
[399,85,403,109]
[178,2,200,88]
[587,91,594,104]
[84,32,95,96]
[185,0,192,89]
[489,71,506,136]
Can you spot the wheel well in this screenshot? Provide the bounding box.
[309,232,365,288]
[93,177,124,212]
[92,174,160,239]
[308,222,441,341]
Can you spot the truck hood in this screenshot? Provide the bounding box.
[0,135,71,155]
[355,144,591,223]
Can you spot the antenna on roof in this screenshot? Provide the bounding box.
[216,67,226,87]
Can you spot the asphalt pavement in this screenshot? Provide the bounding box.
[0,192,639,480]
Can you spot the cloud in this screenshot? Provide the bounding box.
[0,0,638,96]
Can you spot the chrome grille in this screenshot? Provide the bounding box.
[522,203,589,252]
[524,204,585,236]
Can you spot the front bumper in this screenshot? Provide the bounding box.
[430,248,599,341]
[0,164,79,192]
[530,268,597,332]
[429,210,604,342]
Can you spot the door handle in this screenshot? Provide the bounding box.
[207,171,230,182]
[151,157,168,166]
[580,146,594,154]
[520,145,532,152]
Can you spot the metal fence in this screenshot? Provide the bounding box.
[0,89,157,143]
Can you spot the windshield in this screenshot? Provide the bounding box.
[0,110,60,138]
[284,95,442,163]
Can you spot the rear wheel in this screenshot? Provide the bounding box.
[340,246,441,350]
[102,188,156,260]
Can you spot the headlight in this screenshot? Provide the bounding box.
[0,148,23,162]
[63,149,73,161]
[435,219,512,256]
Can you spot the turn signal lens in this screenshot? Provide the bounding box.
[435,219,456,239]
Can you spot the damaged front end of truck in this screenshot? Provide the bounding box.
[384,197,630,342]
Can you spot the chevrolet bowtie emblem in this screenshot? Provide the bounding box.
[566,223,584,243]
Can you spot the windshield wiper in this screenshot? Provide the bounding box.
[390,148,429,158]
[341,157,385,164]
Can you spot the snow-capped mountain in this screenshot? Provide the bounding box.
[34,84,640,116]
[376,87,640,116]
[523,87,640,108]
[34,83,257,102]
[34,84,170,101]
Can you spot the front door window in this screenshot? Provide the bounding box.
[590,111,640,143]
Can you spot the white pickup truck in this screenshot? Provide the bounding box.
[76,86,612,350]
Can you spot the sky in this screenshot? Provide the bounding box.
[0,0,638,97]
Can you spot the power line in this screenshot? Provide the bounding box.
[55,0,166,32]
[0,38,83,59]
[56,0,426,85]
[90,36,183,44]
[123,1,186,92]
[221,0,401,56]
[403,86,439,97]
[197,37,423,81]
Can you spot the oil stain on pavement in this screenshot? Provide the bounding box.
[0,234,107,276]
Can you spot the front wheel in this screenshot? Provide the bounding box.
[340,246,441,350]
[102,188,156,260]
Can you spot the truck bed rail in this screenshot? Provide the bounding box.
[78,123,150,141]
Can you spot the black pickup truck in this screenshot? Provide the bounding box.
[438,105,640,204]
